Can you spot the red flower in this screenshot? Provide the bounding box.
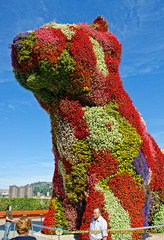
[92,16,109,32]
[88,149,118,180]
[42,201,56,234]
[59,98,89,139]
[80,186,112,240]
[108,173,145,239]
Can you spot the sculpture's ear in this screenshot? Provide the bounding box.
[92,15,109,32]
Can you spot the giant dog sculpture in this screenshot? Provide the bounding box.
[11,16,164,239]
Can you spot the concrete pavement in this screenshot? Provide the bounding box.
[1,219,164,240]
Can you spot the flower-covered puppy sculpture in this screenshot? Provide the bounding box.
[11,16,164,240]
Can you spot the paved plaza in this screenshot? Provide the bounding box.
[0,218,78,240]
[1,219,164,240]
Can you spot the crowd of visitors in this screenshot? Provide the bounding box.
[1,205,107,240]
[1,206,36,240]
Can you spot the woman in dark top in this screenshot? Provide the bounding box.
[10,217,36,240]
[2,205,13,240]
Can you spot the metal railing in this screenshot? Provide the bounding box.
[11,220,164,240]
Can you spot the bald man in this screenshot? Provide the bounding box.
[90,208,108,240]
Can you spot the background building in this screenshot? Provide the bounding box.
[25,185,33,198]
[19,186,25,198]
[0,189,9,198]
[9,185,19,198]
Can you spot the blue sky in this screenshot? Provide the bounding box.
[0,0,164,189]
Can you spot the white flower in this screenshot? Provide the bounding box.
[84,106,123,151]
[56,116,79,165]
[90,37,108,75]
[96,184,132,240]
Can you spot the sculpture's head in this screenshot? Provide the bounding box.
[11,16,122,105]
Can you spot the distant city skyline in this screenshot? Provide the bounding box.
[1,0,164,188]
[0,181,52,199]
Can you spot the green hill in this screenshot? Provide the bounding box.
[27,181,52,196]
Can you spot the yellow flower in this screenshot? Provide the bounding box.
[83,86,90,91]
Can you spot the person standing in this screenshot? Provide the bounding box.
[90,208,108,240]
[2,205,13,240]
[10,217,36,240]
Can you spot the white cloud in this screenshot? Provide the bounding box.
[109,0,164,79]
[8,104,15,110]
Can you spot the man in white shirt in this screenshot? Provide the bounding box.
[90,208,108,240]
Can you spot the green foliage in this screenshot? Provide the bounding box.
[17,32,36,64]
[83,102,142,184]
[28,181,52,196]
[26,72,49,90]
[113,116,141,176]
[72,139,93,164]
[105,102,142,183]
[0,198,50,211]
[54,49,75,96]
[25,61,57,103]
[64,139,93,203]
[52,196,69,229]
[14,69,30,90]
[15,49,75,103]
[65,163,89,203]
[153,204,164,233]
[14,64,55,104]
[149,191,162,226]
